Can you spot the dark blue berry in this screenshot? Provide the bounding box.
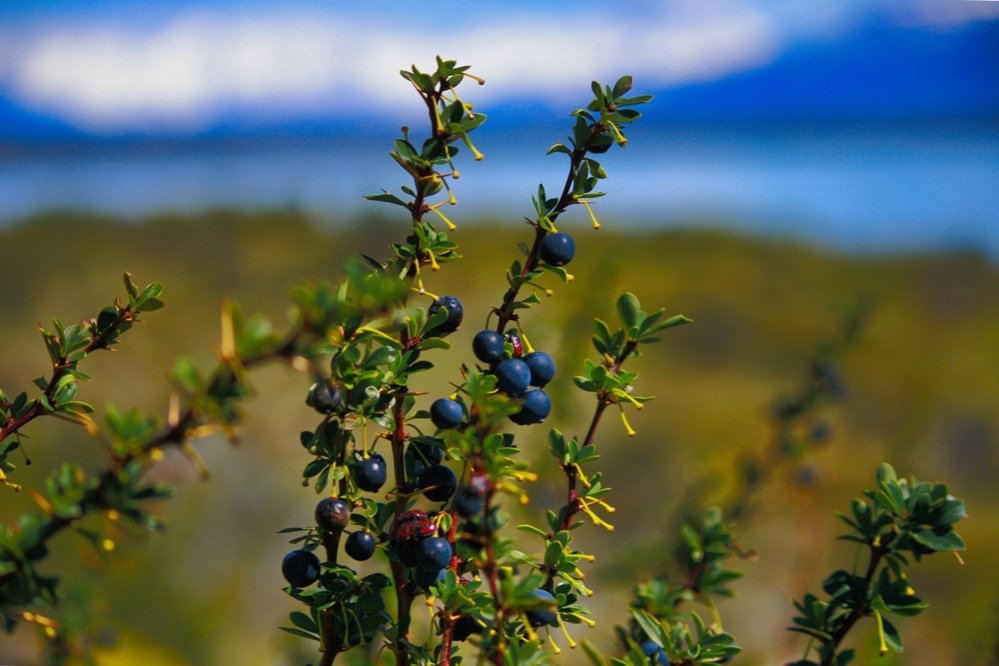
[315,497,350,533]
[408,438,444,466]
[430,398,464,430]
[526,589,557,627]
[452,485,483,518]
[399,540,421,567]
[813,360,847,399]
[810,420,832,443]
[281,549,321,587]
[510,389,551,425]
[419,464,458,502]
[417,537,452,571]
[523,351,556,387]
[345,531,377,561]
[453,614,484,641]
[539,232,576,267]
[307,381,342,414]
[353,454,387,492]
[641,640,668,665]
[473,329,505,364]
[795,465,820,488]
[415,566,447,590]
[427,295,464,337]
[495,358,531,396]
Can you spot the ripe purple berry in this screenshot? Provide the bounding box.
[523,351,556,387]
[510,389,551,425]
[539,232,576,267]
[415,566,447,590]
[427,295,464,337]
[430,398,464,430]
[315,497,350,533]
[417,537,453,571]
[353,454,387,492]
[452,485,483,518]
[453,614,484,641]
[526,588,557,627]
[472,329,505,364]
[345,531,377,561]
[307,381,342,415]
[641,640,668,665]
[495,358,531,397]
[281,549,321,587]
[419,464,458,503]
[408,438,444,467]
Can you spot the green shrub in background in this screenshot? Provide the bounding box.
[0,58,966,666]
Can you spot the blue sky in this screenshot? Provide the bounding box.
[1,0,997,138]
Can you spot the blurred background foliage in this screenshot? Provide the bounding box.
[1,210,996,664]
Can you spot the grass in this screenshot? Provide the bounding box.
[2,209,997,665]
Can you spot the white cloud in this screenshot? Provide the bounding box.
[3,4,781,132]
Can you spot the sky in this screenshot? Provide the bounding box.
[1,0,997,138]
[0,1,997,256]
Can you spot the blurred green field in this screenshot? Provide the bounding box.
[2,210,998,665]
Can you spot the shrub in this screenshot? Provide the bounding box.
[0,57,966,666]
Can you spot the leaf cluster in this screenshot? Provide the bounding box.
[788,463,966,665]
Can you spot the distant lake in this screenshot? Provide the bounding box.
[2,120,997,256]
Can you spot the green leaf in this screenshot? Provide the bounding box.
[612,75,633,98]
[649,314,693,333]
[877,463,897,485]
[628,608,664,646]
[290,610,319,634]
[172,357,201,393]
[581,639,607,666]
[141,297,165,312]
[933,498,967,525]
[417,338,450,351]
[517,524,548,538]
[137,282,163,307]
[547,142,572,156]
[834,649,856,666]
[365,191,410,207]
[881,615,903,653]
[616,292,640,329]
[911,528,965,552]
[279,626,320,641]
[591,80,604,105]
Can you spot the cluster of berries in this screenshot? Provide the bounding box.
[428,330,557,432]
[280,496,381,588]
[282,231,575,595]
[476,330,556,425]
[390,509,453,587]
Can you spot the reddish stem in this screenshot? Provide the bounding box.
[1,305,138,443]
[387,362,414,666]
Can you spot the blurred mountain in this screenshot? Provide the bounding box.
[1,18,996,146]
[0,95,86,143]
[651,19,999,122]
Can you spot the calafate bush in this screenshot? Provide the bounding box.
[0,57,966,666]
